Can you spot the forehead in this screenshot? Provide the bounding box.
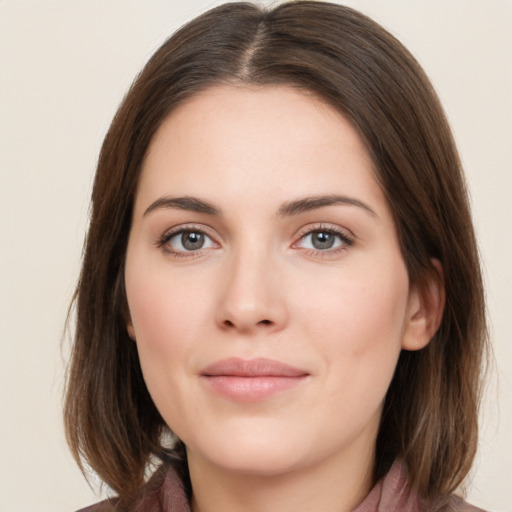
[145,84,372,165]
[137,84,388,218]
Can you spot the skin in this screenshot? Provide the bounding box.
[125,85,440,512]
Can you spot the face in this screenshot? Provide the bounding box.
[125,85,423,479]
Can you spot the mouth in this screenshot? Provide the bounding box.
[200,357,309,402]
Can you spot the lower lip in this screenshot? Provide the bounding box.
[202,375,307,402]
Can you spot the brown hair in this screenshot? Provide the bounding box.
[64,1,487,507]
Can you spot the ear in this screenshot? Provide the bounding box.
[123,297,137,340]
[126,319,136,341]
[402,259,445,351]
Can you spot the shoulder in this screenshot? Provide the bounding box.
[75,464,190,512]
[361,460,488,512]
[76,501,117,512]
[435,495,488,512]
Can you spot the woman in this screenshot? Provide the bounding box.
[64,2,487,511]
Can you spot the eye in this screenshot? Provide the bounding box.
[296,227,353,252]
[162,229,217,254]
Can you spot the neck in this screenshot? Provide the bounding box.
[188,445,375,512]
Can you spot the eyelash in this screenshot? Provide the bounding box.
[294,224,354,257]
[157,224,354,258]
[157,224,216,258]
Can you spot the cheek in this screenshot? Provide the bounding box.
[124,262,209,428]
[124,253,198,384]
[126,257,210,348]
[124,252,226,412]
[305,250,408,338]
[295,255,409,392]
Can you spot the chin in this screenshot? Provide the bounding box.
[185,427,312,476]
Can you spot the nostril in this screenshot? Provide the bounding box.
[220,318,274,329]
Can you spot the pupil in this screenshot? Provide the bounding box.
[312,231,334,250]
[182,231,204,250]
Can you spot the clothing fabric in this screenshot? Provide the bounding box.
[78,461,486,512]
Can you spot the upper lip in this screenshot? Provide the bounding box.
[200,357,309,377]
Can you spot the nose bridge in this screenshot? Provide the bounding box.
[217,235,286,332]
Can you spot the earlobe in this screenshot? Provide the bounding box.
[124,301,136,341]
[402,259,445,351]
[127,322,136,341]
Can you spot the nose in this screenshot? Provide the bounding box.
[215,247,288,335]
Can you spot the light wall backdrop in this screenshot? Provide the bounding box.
[0,1,510,511]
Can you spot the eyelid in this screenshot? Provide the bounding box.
[294,223,354,243]
[292,223,355,253]
[155,222,354,258]
[157,223,220,256]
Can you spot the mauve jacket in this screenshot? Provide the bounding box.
[78,461,486,512]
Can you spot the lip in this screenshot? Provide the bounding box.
[200,357,309,402]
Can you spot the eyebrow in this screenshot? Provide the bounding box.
[144,196,220,216]
[277,194,377,217]
[143,194,377,218]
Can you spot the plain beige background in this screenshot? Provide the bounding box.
[0,1,510,511]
